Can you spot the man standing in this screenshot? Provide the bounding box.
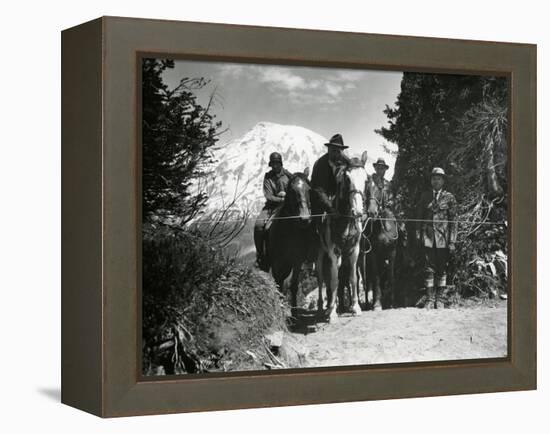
[366,157,395,212]
[254,152,292,270]
[310,133,349,217]
[416,167,458,309]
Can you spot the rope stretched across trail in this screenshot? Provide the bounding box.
[187,213,507,226]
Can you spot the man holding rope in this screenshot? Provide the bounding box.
[416,167,458,309]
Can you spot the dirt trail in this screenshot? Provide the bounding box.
[291,302,507,367]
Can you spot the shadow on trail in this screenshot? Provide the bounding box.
[288,306,374,335]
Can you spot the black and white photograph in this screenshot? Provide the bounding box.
[2,0,545,428]
[141,57,509,376]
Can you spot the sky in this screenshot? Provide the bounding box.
[162,59,403,177]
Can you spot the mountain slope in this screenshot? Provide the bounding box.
[203,122,327,215]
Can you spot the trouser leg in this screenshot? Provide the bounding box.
[423,247,436,309]
[434,248,450,309]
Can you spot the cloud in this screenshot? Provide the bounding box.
[216,63,363,107]
[258,67,358,106]
[335,70,365,81]
[217,63,250,78]
[258,68,307,90]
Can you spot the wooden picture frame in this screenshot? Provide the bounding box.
[61,16,536,417]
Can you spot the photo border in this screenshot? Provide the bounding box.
[136,53,512,382]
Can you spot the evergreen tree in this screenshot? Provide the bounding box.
[377,72,508,297]
[142,58,223,224]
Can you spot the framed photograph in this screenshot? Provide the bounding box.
[61,16,536,417]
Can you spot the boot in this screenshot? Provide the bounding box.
[435,286,446,309]
[424,286,435,309]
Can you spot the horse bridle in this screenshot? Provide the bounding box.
[335,168,366,218]
[349,188,365,206]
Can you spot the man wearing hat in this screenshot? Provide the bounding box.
[366,158,395,213]
[311,133,350,217]
[416,167,458,309]
[254,152,293,270]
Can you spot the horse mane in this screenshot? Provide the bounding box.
[289,172,311,185]
[347,157,365,168]
[276,171,312,222]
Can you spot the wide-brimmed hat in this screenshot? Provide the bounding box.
[431,167,446,177]
[373,158,389,169]
[268,152,283,167]
[324,134,348,149]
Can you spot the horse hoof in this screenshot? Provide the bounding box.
[373,303,382,312]
[351,304,362,316]
[326,308,339,323]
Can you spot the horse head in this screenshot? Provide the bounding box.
[336,153,368,219]
[365,174,380,218]
[367,197,379,217]
[283,168,312,226]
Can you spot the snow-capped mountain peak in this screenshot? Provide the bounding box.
[203,122,327,214]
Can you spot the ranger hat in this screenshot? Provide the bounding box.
[373,158,389,169]
[324,134,348,149]
[268,152,283,167]
[431,167,446,177]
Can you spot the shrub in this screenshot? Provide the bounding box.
[142,224,289,375]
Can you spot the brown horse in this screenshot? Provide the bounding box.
[316,153,368,322]
[359,197,400,310]
[268,169,317,308]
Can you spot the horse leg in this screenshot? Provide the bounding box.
[349,247,362,316]
[337,261,347,313]
[388,248,396,308]
[364,253,373,309]
[272,259,290,299]
[325,252,339,322]
[357,251,366,310]
[316,250,325,314]
[373,254,383,311]
[290,262,302,310]
[324,255,333,308]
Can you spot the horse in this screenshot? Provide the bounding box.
[359,196,400,310]
[268,168,317,309]
[316,153,369,322]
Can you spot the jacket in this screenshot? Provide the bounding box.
[416,189,458,248]
[311,153,340,214]
[263,168,292,210]
[366,174,394,211]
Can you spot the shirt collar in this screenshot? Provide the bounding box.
[373,174,386,184]
[328,159,338,174]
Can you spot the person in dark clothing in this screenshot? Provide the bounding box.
[310,134,350,217]
[254,152,292,270]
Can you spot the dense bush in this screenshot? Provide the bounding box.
[142,224,289,375]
